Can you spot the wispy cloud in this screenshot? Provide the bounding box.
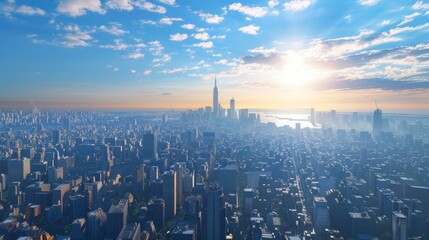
[284,0,313,11]
[228,3,268,18]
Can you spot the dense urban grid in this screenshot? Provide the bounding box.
[0,81,428,240]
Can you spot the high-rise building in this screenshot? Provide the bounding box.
[107,199,129,239]
[213,77,219,118]
[88,208,107,240]
[70,194,87,221]
[52,129,61,145]
[228,98,236,118]
[7,158,30,183]
[148,198,165,230]
[52,184,70,214]
[203,183,226,240]
[313,196,330,233]
[373,108,383,135]
[142,132,158,160]
[392,211,407,240]
[163,170,177,221]
[118,223,142,240]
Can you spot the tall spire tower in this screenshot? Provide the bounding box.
[213,76,219,118]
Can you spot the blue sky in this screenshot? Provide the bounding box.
[1,0,429,112]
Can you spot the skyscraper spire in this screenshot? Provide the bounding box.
[213,75,219,118]
[215,75,217,87]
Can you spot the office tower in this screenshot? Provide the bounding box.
[70,194,87,220]
[312,196,330,233]
[213,77,219,118]
[118,223,142,240]
[172,225,196,240]
[142,132,158,160]
[88,208,107,240]
[203,132,215,149]
[150,166,159,182]
[214,164,237,195]
[373,107,383,135]
[7,158,30,183]
[171,162,186,206]
[47,166,63,184]
[228,98,236,118]
[203,183,226,240]
[239,109,249,122]
[53,184,70,214]
[310,108,315,124]
[100,144,113,171]
[393,212,407,240]
[52,129,61,145]
[107,199,129,239]
[71,218,86,240]
[148,198,165,230]
[163,170,177,221]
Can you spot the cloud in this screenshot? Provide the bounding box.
[15,5,46,16]
[61,31,93,47]
[131,69,137,74]
[153,54,171,62]
[242,53,283,65]
[99,22,129,35]
[101,39,129,50]
[158,0,175,6]
[144,70,152,75]
[199,12,224,24]
[248,46,277,55]
[181,24,195,30]
[238,24,260,35]
[193,41,213,48]
[268,0,279,8]
[318,78,429,91]
[57,0,105,17]
[133,0,166,14]
[148,40,164,55]
[212,35,226,39]
[228,3,268,18]
[194,32,210,41]
[162,66,199,74]
[126,52,144,59]
[159,17,183,25]
[284,0,313,11]
[140,20,157,25]
[357,0,380,6]
[106,0,133,10]
[162,92,173,95]
[380,20,392,26]
[170,33,188,41]
[412,1,429,10]
[397,12,421,26]
[344,14,352,22]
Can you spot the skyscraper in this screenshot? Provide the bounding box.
[163,170,177,221]
[87,208,107,240]
[373,107,383,135]
[203,183,226,240]
[228,98,236,119]
[107,199,129,239]
[142,132,158,160]
[213,77,219,118]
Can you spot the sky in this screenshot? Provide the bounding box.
[1,0,429,113]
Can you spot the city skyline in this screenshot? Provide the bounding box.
[2,0,429,113]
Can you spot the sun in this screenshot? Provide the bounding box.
[280,55,322,89]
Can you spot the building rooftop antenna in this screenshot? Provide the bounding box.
[374,100,378,110]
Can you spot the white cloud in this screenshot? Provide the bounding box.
[101,39,129,50]
[61,31,93,47]
[398,12,421,26]
[106,0,133,10]
[228,3,268,18]
[249,46,277,55]
[413,1,429,10]
[284,0,313,11]
[153,54,171,62]
[344,15,352,22]
[212,35,226,39]
[199,12,224,24]
[357,0,380,6]
[380,20,392,26]
[144,70,152,75]
[194,32,210,41]
[170,33,188,41]
[99,22,129,35]
[158,0,175,6]
[15,5,46,16]
[57,0,105,17]
[193,41,213,48]
[148,40,164,55]
[140,20,157,25]
[133,0,166,14]
[238,24,260,35]
[126,52,144,59]
[268,0,279,8]
[181,23,195,30]
[131,69,137,74]
[159,17,183,25]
